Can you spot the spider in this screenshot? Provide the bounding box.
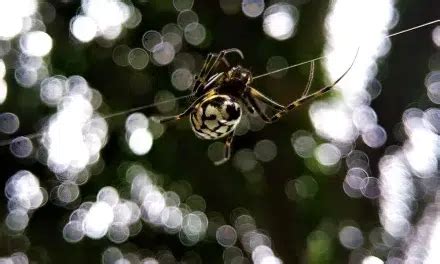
[155,48,356,165]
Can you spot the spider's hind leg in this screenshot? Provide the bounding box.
[244,87,286,123]
[214,133,235,166]
[245,93,272,123]
[249,87,285,111]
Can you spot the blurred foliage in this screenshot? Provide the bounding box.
[0,0,439,263]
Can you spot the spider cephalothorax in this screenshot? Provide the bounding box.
[156,48,355,165]
[226,66,252,84]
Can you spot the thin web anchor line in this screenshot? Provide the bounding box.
[100,94,193,120]
[0,94,193,147]
[252,19,440,80]
[253,56,326,80]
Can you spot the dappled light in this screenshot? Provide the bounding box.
[0,0,439,263]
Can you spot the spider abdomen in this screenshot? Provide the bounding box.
[190,94,241,140]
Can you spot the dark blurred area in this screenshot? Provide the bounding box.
[0,0,439,263]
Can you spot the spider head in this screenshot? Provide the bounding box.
[228,66,252,84]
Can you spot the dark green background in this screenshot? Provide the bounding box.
[1,0,439,263]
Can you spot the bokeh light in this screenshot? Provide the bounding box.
[291,130,317,158]
[184,22,206,46]
[173,0,194,12]
[70,16,98,43]
[254,139,277,162]
[151,42,176,66]
[19,31,52,57]
[128,48,149,70]
[0,0,438,263]
[142,31,163,52]
[70,0,137,42]
[10,137,33,158]
[4,170,46,232]
[241,0,265,18]
[315,143,341,166]
[42,75,108,178]
[0,78,7,105]
[128,128,153,155]
[312,0,395,157]
[0,0,37,40]
[0,112,20,134]
[0,252,30,264]
[339,226,364,249]
[433,26,440,47]
[265,56,289,78]
[362,256,383,264]
[171,68,193,91]
[263,3,298,41]
[177,10,199,28]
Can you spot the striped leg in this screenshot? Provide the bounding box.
[194,49,244,96]
[245,92,272,123]
[268,83,341,122]
[249,87,285,111]
[268,59,355,122]
[204,48,244,79]
[214,132,235,166]
[268,84,334,122]
[242,97,255,114]
[301,60,315,97]
[244,87,286,123]
[193,53,216,95]
[244,61,314,123]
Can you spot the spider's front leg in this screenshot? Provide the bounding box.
[267,52,357,121]
[193,49,244,96]
[214,133,235,166]
[265,84,336,122]
[269,62,355,121]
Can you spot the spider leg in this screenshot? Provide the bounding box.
[223,48,244,59]
[248,87,285,111]
[245,92,272,123]
[218,48,243,67]
[193,72,225,98]
[194,49,244,96]
[204,48,244,78]
[193,53,216,95]
[214,132,235,166]
[302,60,315,97]
[242,97,255,114]
[267,84,334,122]
[193,53,225,96]
[198,53,216,79]
[269,57,356,121]
[244,87,289,123]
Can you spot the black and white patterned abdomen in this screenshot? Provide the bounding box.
[190,95,242,140]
